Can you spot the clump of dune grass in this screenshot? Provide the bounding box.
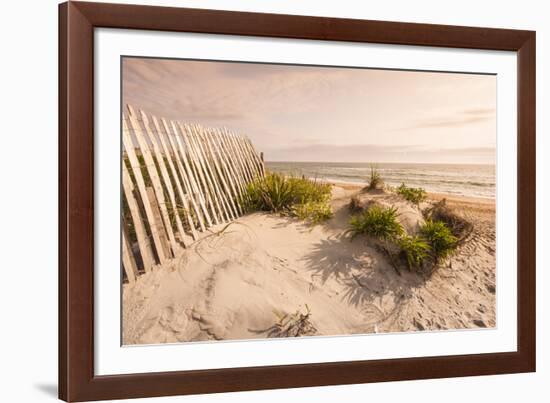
[348,195,363,213]
[396,183,427,204]
[244,172,292,212]
[290,175,332,204]
[244,172,332,224]
[398,235,431,271]
[366,165,383,190]
[349,206,432,273]
[292,201,333,225]
[348,205,403,240]
[423,199,473,244]
[347,202,461,273]
[420,219,458,261]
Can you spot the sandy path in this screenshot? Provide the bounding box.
[123,186,496,344]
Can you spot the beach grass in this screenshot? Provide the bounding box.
[424,199,474,244]
[292,200,333,225]
[366,165,383,190]
[420,219,458,260]
[244,172,333,223]
[124,176,497,343]
[348,205,403,240]
[398,235,431,271]
[396,183,427,204]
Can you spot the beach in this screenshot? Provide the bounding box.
[266,161,496,199]
[122,182,496,344]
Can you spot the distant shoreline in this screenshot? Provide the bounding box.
[265,160,496,167]
[305,177,496,204]
[265,161,496,200]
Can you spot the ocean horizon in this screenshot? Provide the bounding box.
[266,161,496,199]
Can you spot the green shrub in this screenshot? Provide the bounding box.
[244,173,332,223]
[245,172,295,212]
[349,205,403,240]
[367,165,383,190]
[396,183,427,204]
[289,177,332,204]
[420,219,458,260]
[398,235,431,271]
[423,199,473,242]
[292,201,333,224]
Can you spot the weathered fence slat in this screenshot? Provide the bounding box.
[221,129,251,185]
[179,122,223,225]
[161,119,206,233]
[177,124,214,224]
[127,106,178,257]
[122,104,265,281]
[146,186,171,259]
[170,120,213,228]
[140,109,190,248]
[240,134,261,178]
[122,225,138,284]
[197,125,239,219]
[190,124,232,222]
[215,127,247,204]
[219,128,247,191]
[232,128,259,181]
[155,116,199,240]
[122,118,168,264]
[209,128,244,215]
[245,136,265,176]
[223,129,246,182]
[122,161,154,271]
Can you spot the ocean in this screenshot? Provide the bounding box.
[265,162,496,199]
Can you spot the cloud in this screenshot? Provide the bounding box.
[407,116,490,129]
[438,147,496,156]
[123,58,355,124]
[395,107,495,131]
[463,107,496,116]
[265,144,416,161]
[122,57,496,164]
[263,144,495,164]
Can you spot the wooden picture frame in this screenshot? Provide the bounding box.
[59,1,536,401]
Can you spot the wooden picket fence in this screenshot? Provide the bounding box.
[122,104,265,283]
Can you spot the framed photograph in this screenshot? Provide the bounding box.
[59,1,536,401]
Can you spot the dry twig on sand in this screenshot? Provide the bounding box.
[269,305,317,337]
[192,221,255,264]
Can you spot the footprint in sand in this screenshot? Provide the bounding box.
[138,305,190,343]
[473,319,487,328]
[192,309,234,340]
[159,305,189,334]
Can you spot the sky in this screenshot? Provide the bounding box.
[123,57,496,164]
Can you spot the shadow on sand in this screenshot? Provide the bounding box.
[302,231,426,310]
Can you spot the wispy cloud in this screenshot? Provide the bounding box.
[395,107,496,131]
[463,107,496,116]
[264,144,495,164]
[123,58,496,164]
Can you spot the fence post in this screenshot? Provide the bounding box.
[140,109,190,248]
[121,105,266,281]
[122,118,167,264]
[121,161,155,271]
[127,105,178,257]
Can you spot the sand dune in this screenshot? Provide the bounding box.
[123,185,496,344]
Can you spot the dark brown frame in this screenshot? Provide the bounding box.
[59,1,536,401]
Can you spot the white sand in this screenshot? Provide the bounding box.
[123,186,496,344]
